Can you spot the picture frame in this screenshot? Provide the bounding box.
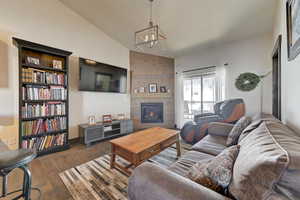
[148,83,157,93]
[53,60,63,69]
[26,56,40,65]
[286,0,300,61]
[139,87,145,93]
[88,115,96,125]
[160,86,167,93]
[102,114,112,123]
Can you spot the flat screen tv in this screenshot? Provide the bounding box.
[79,58,127,93]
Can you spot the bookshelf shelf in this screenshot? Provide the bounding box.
[14,38,72,157]
[22,63,67,73]
[22,82,66,87]
[23,100,67,103]
[22,115,67,121]
[37,144,70,156]
[22,129,68,139]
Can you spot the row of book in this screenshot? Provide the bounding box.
[21,133,67,151]
[22,68,66,85]
[22,86,67,101]
[21,103,66,118]
[21,117,67,136]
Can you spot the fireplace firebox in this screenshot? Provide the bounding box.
[141,103,164,123]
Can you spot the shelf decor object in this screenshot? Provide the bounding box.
[13,38,72,156]
[134,0,166,49]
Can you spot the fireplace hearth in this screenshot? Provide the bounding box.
[141,103,164,123]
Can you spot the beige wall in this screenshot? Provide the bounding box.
[273,1,300,133]
[0,0,130,149]
[175,34,273,128]
[130,51,175,130]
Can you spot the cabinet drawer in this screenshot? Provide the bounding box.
[161,136,177,149]
[139,144,161,161]
[115,147,132,161]
[85,127,103,142]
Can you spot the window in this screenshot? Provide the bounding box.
[183,73,216,120]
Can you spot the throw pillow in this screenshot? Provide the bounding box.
[226,116,251,146]
[187,145,240,194]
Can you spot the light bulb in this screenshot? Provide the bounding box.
[150,41,154,48]
[144,35,149,42]
[151,34,155,40]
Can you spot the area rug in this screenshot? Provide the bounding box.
[59,144,190,200]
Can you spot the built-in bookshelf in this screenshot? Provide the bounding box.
[13,38,72,156]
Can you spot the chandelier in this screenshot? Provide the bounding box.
[135,0,166,49]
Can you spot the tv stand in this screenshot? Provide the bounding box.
[79,119,133,146]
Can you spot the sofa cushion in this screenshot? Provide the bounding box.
[168,151,214,177]
[188,145,240,194]
[226,116,251,146]
[229,120,289,200]
[192,135,227,156]
[238,114,277,143]
[262,119,300,199]
[207,122,234,137]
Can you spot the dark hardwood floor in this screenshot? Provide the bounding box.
[0,141,111,200]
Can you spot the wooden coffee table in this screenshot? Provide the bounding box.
[109,127,181,175]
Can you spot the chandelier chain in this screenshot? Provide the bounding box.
[149,0,153,26]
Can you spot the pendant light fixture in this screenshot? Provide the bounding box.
[135,0,166,49]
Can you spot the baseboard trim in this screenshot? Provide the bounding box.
[69,137,80,145]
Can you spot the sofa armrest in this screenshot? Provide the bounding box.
[128,163,230,200]
[208,122,234,137]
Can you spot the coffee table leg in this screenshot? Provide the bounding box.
[110,144,116,169]
[176,139,181,158]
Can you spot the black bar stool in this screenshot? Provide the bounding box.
[0,149,36,200]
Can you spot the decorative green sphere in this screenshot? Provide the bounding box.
[235,73,261,92]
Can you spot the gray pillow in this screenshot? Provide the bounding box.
[226,117,251,146]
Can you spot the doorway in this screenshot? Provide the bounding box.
[272,35,282,120]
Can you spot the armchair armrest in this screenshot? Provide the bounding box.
[194,112,215,119]
[208,122,234,137]
[128,163,230,200]
[194,115,221,124]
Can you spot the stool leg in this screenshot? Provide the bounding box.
[19,165,32,200]
[2,175,7,197]
[23,168,28,196]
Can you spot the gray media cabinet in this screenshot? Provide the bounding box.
[79,119,133,146]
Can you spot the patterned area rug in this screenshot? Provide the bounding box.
[59,144,190,200]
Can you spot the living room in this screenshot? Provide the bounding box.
[0,0,299,200]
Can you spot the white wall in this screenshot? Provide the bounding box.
[175,34,273,128]
[273,1,300,133]
[0,0,130,149]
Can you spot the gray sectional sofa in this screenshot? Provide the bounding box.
[128,115,300,200]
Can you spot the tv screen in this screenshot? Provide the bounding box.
[79,58,127,93]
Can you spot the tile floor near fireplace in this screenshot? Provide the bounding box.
[141,103,164,123]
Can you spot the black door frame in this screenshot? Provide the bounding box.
[272,35,282,120]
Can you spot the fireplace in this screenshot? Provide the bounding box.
[141,103,164,123]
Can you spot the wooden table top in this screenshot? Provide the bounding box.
[110,127,178,154]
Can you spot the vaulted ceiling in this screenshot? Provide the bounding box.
[59,0,277,57]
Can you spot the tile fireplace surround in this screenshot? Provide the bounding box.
[130,51,175,130]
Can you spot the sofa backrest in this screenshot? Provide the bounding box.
[229,118,300,200]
